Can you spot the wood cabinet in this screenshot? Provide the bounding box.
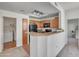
[50,17,59,28]
[29,20,50,28]
[30,20,43,28]
[29,17,59,29]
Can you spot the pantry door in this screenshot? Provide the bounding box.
[22,19,28,46]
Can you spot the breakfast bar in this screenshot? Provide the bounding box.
[30,29,65,57]
[30,30,64,36]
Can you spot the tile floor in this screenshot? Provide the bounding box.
[57,38,79,57]
[1,37,79,57]
[0,46,29,57]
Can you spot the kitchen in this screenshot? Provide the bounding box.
[29,16,60,33]
[29,6,66,56]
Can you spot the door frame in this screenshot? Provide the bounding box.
[67,18,79,44]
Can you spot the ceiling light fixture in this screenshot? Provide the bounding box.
[32,10,44,16]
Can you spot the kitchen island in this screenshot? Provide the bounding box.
[30,30,66,57]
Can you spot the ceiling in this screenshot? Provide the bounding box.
[0,2,58,16]
[59,2,79,11]
[0,2,79,15]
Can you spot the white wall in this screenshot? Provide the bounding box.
[0,15,3,52]
[66,8,79,20]
[0,9,29,52]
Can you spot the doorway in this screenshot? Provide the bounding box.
[67,19,79,46]
[3,17,16,50]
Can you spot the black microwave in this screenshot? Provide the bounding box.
[43,23,50,28]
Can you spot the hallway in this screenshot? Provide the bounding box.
[57,38,79,57]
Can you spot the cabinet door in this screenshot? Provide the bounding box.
[47,35,57,57]
[37,36,47,57]
[30,36,37,57]
[50,17,59,28]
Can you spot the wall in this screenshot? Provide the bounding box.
[66,8,79,20]
[0,15,3,52]
[3,17,16,42]
[0,9,28,52]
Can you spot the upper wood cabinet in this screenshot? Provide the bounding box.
[29,20,50,28]
[29,17,59,29]
[50,17,59,28]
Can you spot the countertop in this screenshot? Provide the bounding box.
[29,30,64,36]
